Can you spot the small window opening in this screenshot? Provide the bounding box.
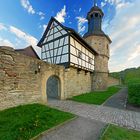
[90,14,93,18]
[95,13,98,17]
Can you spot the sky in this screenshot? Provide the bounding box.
[0,0,140,72]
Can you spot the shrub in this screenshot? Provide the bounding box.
[128,83,140,106]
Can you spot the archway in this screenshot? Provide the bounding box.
[46,75,60,99]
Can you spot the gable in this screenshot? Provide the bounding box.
[38,17,68,47]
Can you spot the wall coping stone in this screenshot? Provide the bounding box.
[0,46,14,51]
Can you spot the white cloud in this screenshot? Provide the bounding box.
[101,2,106,7]
[0,23,7,30]
[0,38,14,48]
[0,22,41,57]
[10,26,38,46]
[40,24,48,36]
[79,8,82,12]
[128,44,140,61]
[9,26,41,57]
[20,0,35,14]
[38,11,45,20]
[105,0,123,5]
[10,26,41,57]
[105,0,140,72]
[55,5,66,23]
[101,0,131,9]
[43,24,47,32]
[20,0,45,20]
[76,16,87,34]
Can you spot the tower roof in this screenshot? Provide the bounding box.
[84,4,111,43]
[88,6,104,17]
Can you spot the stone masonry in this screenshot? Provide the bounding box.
[64,67,92,98]
[85,35,111,91]
[108,76,120,87]
[0,46,93,110]
[0,46,65,110]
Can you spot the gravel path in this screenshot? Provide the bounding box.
[103,88,128,109]
[48,99,140,131]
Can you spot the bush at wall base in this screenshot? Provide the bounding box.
[128,83,140,106]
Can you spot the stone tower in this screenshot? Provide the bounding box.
[84,3,112,90]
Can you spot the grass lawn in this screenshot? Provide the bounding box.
[0,103,75,140]
[70,86,121,105]
[101,124,140,140]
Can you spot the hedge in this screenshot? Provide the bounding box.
[128,83,140,106]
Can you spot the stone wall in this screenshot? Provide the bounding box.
[0,46,93,110]
[0,46,64,110]
[92,72,108,91]
[108,76,120,87]
[64,67,92,98]
[0,46,118,110]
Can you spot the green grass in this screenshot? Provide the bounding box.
[0,103,75,140]
[110,67,140,106]
[70,86,121,105]
[101,124,140,140]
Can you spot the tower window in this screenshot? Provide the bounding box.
[90,14,93,18]
[95,13,98,17]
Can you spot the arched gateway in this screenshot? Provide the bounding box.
[46,75,60,99]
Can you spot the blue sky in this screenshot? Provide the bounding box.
[0,0,140,72]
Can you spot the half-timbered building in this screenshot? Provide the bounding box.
[38,17,97,72]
